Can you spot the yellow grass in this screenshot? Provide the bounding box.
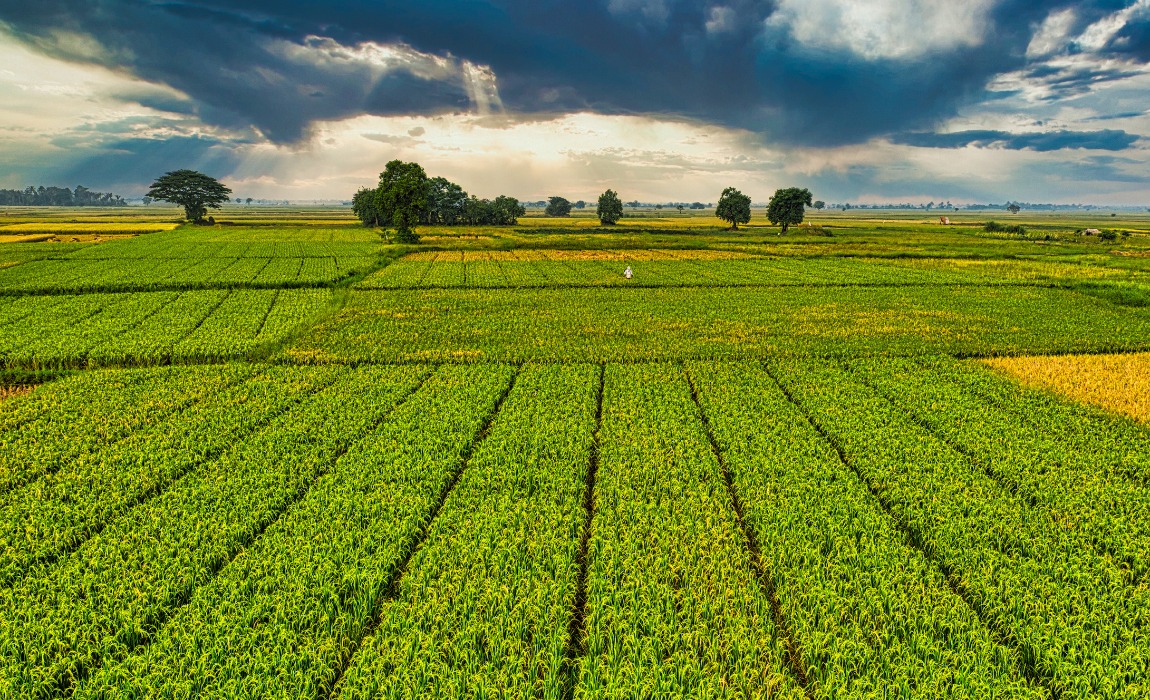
[0,223,180,233]
[0,234,54,243]
[983,352,1150,424]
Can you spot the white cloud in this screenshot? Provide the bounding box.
[1026,8,1077,59]
[274,35,504,115]
[1076,0,1150,52]
[766,0,997,60]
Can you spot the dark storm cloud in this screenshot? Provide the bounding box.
[1107,16,1150,60]
[891,129,1140,151]
[0,0,1147,148]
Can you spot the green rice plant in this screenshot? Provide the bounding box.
[0,364,331,585]
[85,290,230,367]
[688,361,1045,699]
[73,363,513,699]
[851,356,1150,583]
[0,366,224,493]
[252,256,304,285]
[0,363,431,698]
[288,285,1150,364]
[335,363,596,699]
[574,363,801,699]
[770,359,1150,699]
[168,289,331,363]
[3,293,177,368]
[0,294,78,328]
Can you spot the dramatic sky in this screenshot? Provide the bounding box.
[2,0,1150,203]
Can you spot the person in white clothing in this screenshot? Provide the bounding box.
[624,265,633,279]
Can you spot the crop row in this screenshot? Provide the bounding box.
[0,255,374,293]
[61,230,381,260]
[288,285,1150,364]
[772,359,1150,698]
[0,366,238,494]
[0,288,332,369]
[688,361,1042,699]
[850,356,1150,583]
[358,252,1148,290]
[75,365,592,699]
[331,364,595,699]
[0,364,331,586]
[0,363,433,698]
[574,363,802,697]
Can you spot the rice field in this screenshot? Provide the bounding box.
[984,351,1150,424]
[1,212,1148,698]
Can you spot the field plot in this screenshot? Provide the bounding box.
[288,285,1150,363]
[359,249,1150,290]
[1,359,1148,698]
[0,288,332,368]
[3,213,1150,699]
[0,255,373,293]
[0,222,180,234]
[59,225,383,259]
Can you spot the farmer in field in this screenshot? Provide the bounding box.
[624,265,633,279]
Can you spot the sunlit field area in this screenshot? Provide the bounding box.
[2,207,1150,699]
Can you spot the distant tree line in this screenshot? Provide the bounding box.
[352,160,825,241]
[352,160,525,242]
[0,185,127,207]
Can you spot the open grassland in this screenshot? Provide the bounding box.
[0,209,1149,699]
[984,351,1150,424]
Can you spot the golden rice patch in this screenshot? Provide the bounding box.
[0,222,179,233]
[984,352,1150,424]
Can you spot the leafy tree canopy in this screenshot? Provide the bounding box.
[597,189,623,225]
[145,170,232,223]
[545,196,572,217]
[373,160,428,243]
[766,187,813,235]
[351,162,524,237]
[715,187,751,230]
[352,187,381,227]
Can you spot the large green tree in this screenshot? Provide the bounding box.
[545,196,572,217]
[426,176,469,224]
[374,160,428,243]
[766,187,813,235]
[597,189,623,225]
[146,170,232,223]
[351,187,382,227]
[715,187,751,230]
